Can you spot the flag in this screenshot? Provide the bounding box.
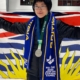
[60,38,80,67]
[0,13,33,79]
[56,12,80,80]
[0,12,80,79]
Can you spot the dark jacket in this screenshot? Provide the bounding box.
[0,17,80,45]
[0,17,80,77]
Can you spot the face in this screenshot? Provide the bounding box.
[34,1,48,18]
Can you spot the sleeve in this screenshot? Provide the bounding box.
[56,19,80,39]
[0,17,27,34]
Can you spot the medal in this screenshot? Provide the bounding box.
[35,49,42,57]
[35,15,48,57]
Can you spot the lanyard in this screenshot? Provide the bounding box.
[36,15,48,49]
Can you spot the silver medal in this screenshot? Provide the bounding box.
[35,49,42,57]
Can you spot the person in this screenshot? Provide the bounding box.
[0,0,80,80]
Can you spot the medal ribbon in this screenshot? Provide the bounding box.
[36,15,48,49]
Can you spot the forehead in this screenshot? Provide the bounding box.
[35,1,46,5]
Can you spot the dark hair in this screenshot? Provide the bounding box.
[32,0,52,11]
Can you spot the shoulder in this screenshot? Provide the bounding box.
[55,19,62,26]
[27,16,36,24]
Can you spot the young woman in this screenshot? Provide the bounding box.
[0,0,80,80]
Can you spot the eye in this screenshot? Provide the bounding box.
[34,6,38,8]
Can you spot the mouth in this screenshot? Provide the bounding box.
[38,13,43,15]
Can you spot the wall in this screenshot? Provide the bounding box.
[8,0,32,12]
[8,0,80,12]
[0,0,7,12]
[51,0,80,12]
[0,0,80,12]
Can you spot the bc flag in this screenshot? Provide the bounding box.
[0,12,80,80]
[0,13,32,79]
[56,12,80,80]
[60,38,80,80]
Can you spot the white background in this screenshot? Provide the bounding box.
[0,0,7,12]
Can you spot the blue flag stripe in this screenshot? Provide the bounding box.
[61,45,80,52]
[9,35,25,40]
[0,53,23,59]
[0,65,23,71]
[59,56,80,64]
[0,43,24,49]
[62,38,80,41]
